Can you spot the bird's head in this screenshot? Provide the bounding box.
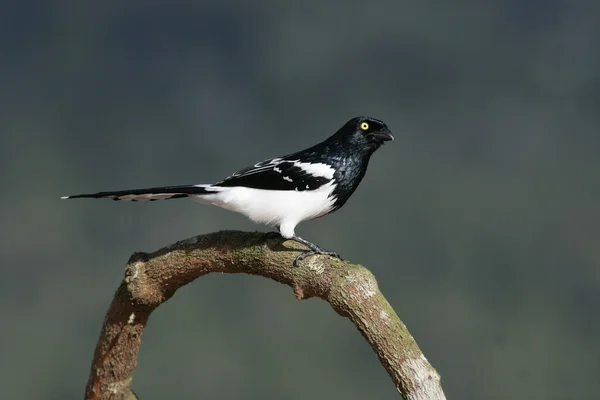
[335,116,394,152]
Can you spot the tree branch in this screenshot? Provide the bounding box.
[85,231,446,400]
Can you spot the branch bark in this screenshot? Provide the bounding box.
[85,230,446,400]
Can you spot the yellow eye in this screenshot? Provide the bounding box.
[360,122,369,131]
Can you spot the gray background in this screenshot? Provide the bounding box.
[1,1,599,399]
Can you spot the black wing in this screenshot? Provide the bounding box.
[215,157,332,191]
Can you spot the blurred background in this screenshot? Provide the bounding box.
[1,1,599,399]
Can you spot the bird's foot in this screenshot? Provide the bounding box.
[293,249,342,267]
[290,235,342,267]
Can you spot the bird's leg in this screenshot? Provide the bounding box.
[290,235,342,267]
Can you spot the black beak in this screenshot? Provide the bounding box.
[371,128,394,142]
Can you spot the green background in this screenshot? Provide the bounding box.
[2,1,599,399]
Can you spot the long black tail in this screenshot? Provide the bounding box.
[61,184,215,201]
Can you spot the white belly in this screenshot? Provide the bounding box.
[191,182,337,238]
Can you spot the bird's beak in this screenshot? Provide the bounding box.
[371,128,394,142]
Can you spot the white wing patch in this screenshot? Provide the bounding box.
[227,159,334,181]
[292,161,335,180]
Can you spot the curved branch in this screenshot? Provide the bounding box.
[85,231,446,400]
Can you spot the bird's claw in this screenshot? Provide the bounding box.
[293,250,343,267]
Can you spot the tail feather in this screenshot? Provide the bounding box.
[61,185,214,201]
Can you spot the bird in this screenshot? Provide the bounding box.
[62,116,394,266]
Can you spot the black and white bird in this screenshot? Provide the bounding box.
[62,116,394,266]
